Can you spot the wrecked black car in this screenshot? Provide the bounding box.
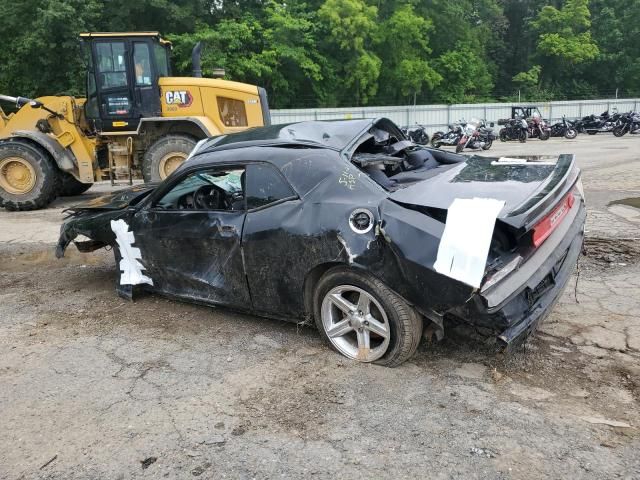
[57,118,586,367]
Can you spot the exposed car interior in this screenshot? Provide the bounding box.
[155,168,245,210]
[350,120,464,190]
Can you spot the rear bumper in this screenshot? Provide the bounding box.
[496,208,584,345]
[451,199,586,345]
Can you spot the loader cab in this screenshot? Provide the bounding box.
[81,32,171,133]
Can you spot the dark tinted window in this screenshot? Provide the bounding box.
[246,164,295,209]
[154,43,170,77]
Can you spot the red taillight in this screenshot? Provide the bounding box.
[532,191,575,247]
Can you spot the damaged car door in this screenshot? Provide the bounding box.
[130,165,251,307]
[241,162,302,316]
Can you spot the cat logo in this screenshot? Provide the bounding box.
[165,90,193,108]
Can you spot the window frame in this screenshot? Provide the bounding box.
[244,162,298,212]
[149,165,247,213]
[94,41,129,91]
[143,161,299,214]
[132,42,153,87]
[217,96,249,127]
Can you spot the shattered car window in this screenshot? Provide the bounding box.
[155,168,245,211]
[246,163,296,209]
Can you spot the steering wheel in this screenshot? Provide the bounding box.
[193,185,232,210]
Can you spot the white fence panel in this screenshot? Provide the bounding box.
[271,98,640,132]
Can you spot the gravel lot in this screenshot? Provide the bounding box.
[1,134,639,479]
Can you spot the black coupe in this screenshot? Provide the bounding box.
[57,118,586,366]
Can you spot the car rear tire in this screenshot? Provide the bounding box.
[313,267,423,367]
[142,135,197,183]
[58,171,92,196]
[0,141,59,211]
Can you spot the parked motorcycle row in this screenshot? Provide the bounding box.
[574,110,640,136]
[401,107,639,153]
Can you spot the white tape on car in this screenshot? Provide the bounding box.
[110,219,154,286]
[434,197,505,289]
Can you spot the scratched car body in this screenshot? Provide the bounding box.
[57,118,586,367]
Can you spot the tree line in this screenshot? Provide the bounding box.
[0,0,638,109]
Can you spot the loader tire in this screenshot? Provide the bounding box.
[59,171,92,196]
[142,135,197,183]
[0,141,59,211]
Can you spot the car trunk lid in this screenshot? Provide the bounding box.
[389,154,579,232]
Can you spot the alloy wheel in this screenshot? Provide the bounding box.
[321,285,391,362]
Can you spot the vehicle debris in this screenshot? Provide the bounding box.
[580,416,632,428]
[140,456,157,469]
[39,454,58,470]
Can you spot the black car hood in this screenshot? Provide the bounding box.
[69,184,157,211]
[389,154,579,230]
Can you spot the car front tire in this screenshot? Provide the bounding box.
[313,267,423,367]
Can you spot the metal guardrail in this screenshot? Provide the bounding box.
[272,98,640,132]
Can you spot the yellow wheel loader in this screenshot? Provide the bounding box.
[0,32,271,211]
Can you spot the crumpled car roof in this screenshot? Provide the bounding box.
[198,119,375,153]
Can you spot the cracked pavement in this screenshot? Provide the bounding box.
[0,135,639,479]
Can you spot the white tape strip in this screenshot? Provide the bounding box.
[434,197,505,288]
[111,219,154,286]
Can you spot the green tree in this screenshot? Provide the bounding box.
[433,42,494,103]
[170,2,327,108]
[374,4,441,104]
[0,0,101,97]
[529,0,599,87]
[317,0,380,105]
[513,65,541,89]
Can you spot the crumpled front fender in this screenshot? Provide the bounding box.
[55,209,130,258]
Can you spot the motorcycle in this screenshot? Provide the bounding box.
[430,122,464,148]
[550,115,578,139]
[575,110,619,135]
[498,117,528,142]
[527,115,550,140]
[455,119,495,153]
[612,111,640,137]
[401,124,430,145]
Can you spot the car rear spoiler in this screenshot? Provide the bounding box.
[500,154,580,232]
